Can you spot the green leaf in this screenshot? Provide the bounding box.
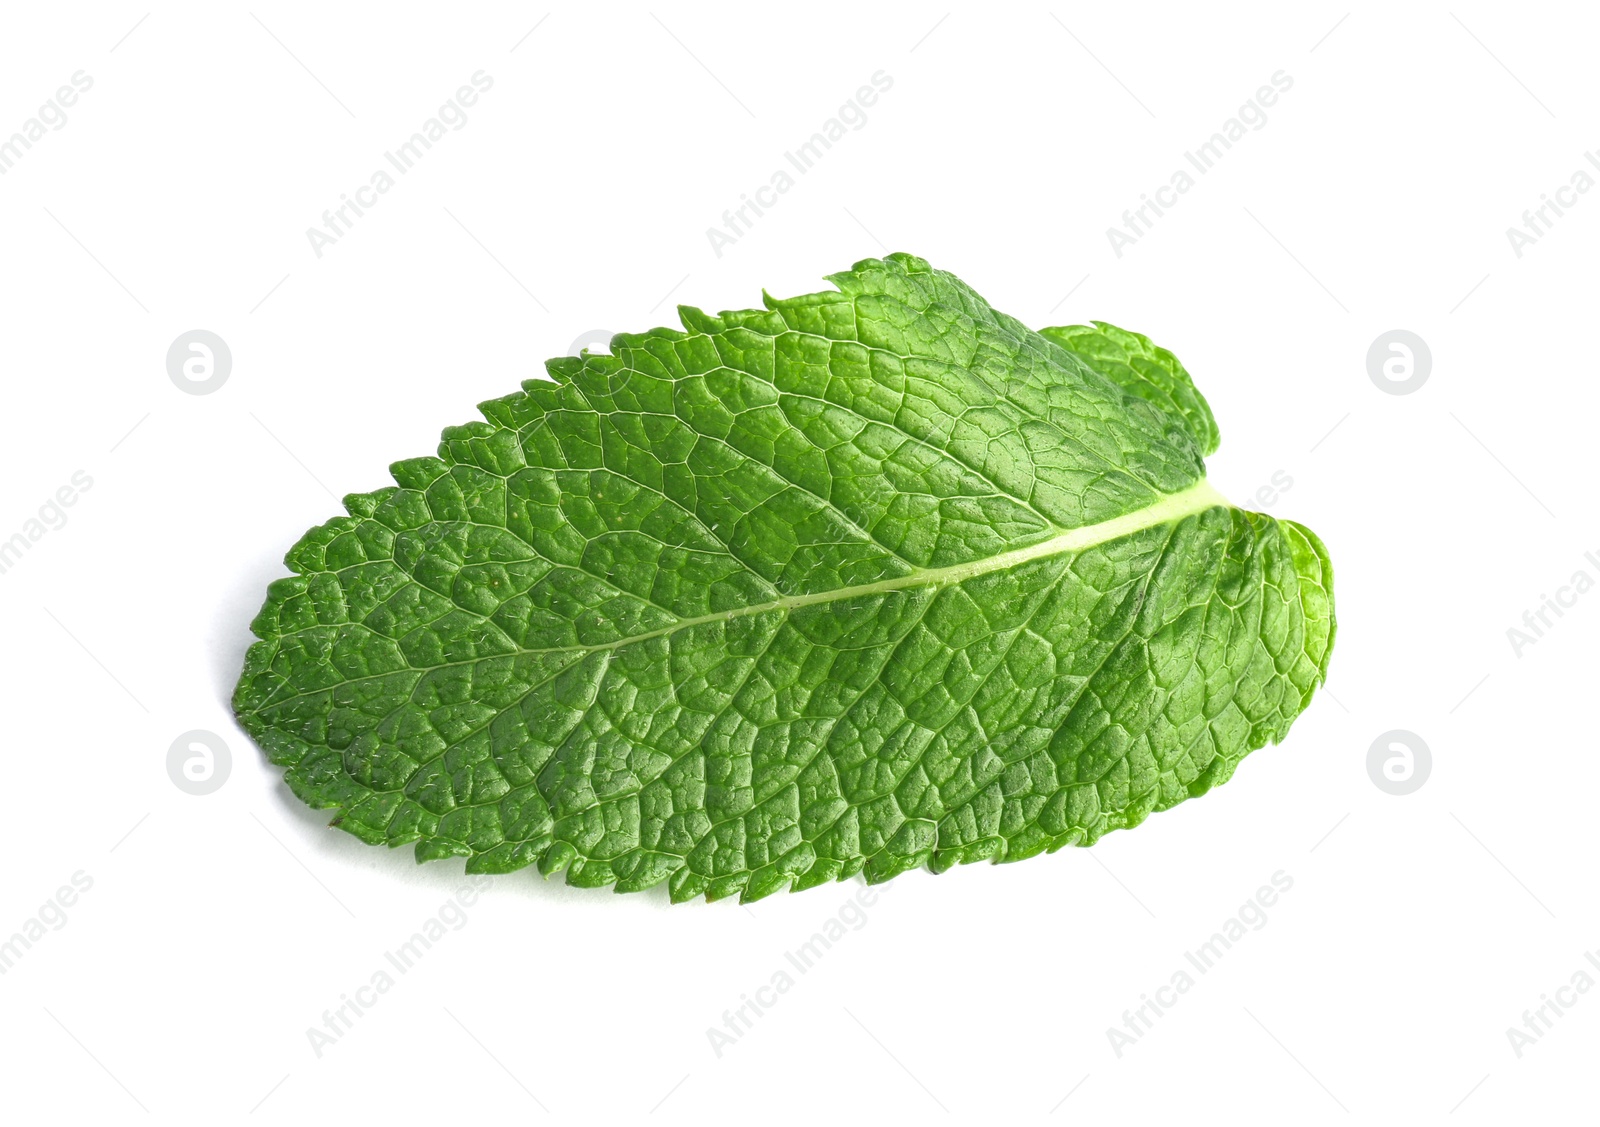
[1039,320,1221,456]
[233,253,1335,903]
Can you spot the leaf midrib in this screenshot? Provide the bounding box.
[473,478,1226,657]
[252,478,1232,719]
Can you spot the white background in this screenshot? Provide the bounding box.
[1,2,1594,1123]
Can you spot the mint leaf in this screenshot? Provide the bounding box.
[1039,320,1221,456]
[233,253,1335,903]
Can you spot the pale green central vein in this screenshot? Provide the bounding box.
[549,478,1230,657]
